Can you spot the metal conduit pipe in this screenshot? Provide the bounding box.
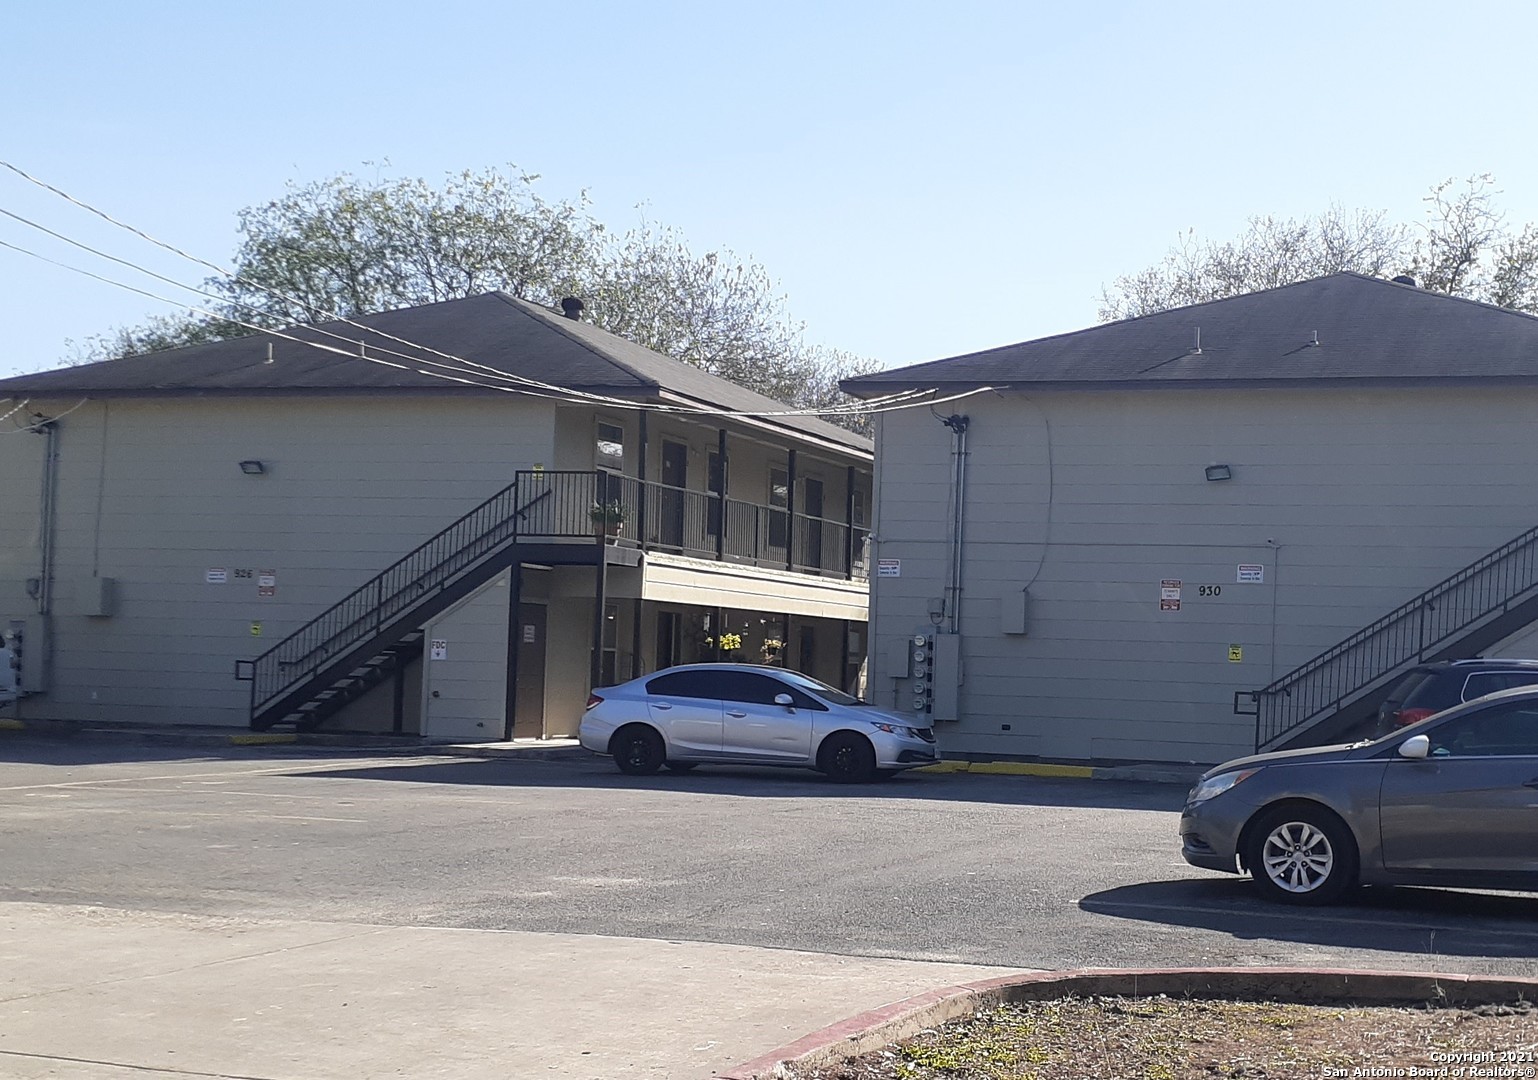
[941,414,970,634]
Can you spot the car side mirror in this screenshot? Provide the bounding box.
[773,693,795,709]
[1398,734,1430,759]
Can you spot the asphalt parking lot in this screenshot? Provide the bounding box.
[4,738,1537,975]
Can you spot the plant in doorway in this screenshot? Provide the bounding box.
[589,500,627,537]
[717,631,743,661]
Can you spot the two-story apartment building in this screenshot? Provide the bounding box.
[0,292,872,740]
[844,273,1538,766]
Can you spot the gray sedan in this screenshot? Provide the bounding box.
[578,663,941,782]
[1181,684,1538,904]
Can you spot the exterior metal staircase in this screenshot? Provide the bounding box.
[1239,524,1538,751]
[241,464,868,733]
[243,471,581,731]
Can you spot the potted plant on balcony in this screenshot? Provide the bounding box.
[589,499,627,537]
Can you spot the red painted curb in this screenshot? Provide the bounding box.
[716,966,1538,1080]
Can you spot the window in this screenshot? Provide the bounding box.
[645,670,724,699]
[779,668,863,707]
[707,451,725,538]
[1464,672,1538,699]
[714,671,825,710]
[601,602,620,686]
[1427,702,1538,757]
[768,467,789,551]
[596,421,625,472]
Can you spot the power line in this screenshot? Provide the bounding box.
[0,158,929,418]
[0,160,996,420]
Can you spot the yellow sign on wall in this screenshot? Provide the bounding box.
[1228,644,1243,663]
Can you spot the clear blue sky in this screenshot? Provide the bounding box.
[5,0,1536,379]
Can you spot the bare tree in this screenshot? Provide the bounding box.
[67,167,877,431]
[1100,176,1538,320]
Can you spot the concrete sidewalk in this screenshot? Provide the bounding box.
[0,903,1023,1079]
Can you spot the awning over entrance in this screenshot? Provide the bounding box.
[642,551,869,621]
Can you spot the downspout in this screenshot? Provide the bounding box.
[28,414,61,699]
[36,419,59,616]
[942,414,970,633]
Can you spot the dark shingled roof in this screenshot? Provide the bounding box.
[841,273,1538,396]
[0,292,870,452]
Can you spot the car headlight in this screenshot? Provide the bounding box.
[1187,768,1259,805]
[869,721,922,738]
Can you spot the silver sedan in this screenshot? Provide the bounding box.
[1181,684,1538,904]
[578,663,941,782]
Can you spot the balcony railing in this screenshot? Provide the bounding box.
[520,470,868,580]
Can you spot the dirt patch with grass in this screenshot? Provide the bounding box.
[785,995,1538,1079]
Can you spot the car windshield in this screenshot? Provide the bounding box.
[776,670,865,706]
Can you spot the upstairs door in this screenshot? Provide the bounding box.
[802,477,824,570]
[660,440,688,549]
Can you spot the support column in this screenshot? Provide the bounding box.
[715,427,728,561]
[841,619,851,694]
[501,564,523,741]
[714,606,725,662]
[785,449,798,572]
[637,411,649,547]
[630,596,643,679]
[844,464,856,580]
[591,553,609,691]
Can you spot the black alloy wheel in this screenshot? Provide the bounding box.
[820,731,878,783]
[612,725,666,776]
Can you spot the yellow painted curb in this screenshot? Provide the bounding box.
[970,761,1094,778]
[916,759,1093,778]
[0,718,24,731]
[229,733,298,745]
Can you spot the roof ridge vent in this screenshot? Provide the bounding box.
[560,297,585,320]
[1391,274,1418,287]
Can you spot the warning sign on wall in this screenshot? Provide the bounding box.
[1160,579,1181,610]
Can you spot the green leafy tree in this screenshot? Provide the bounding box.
[1099,175,1538,321]
[73,167,875,431]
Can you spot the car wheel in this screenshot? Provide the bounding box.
[611,724,665,776]
[1244,804,1358,905]
[819,732,878,783]
[662,761,698,773]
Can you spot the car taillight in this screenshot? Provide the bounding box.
[1395,707,1435,727]
[585,694,604,711]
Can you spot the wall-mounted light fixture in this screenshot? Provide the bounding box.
[1204,464,1232,482]
[239,460,266,475]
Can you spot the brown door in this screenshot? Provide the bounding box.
[513,603,547,738]
[660,440,688,549]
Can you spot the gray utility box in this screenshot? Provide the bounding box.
[931,633,961,722]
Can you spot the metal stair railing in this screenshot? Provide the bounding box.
[247,471,600,722]
[1248,523,1538,749]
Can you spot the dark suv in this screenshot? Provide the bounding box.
[1374,658,1538,736]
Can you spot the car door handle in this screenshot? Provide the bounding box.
[1524,777,1538,789]
[653,702,672,710]
[727,710,747,718]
